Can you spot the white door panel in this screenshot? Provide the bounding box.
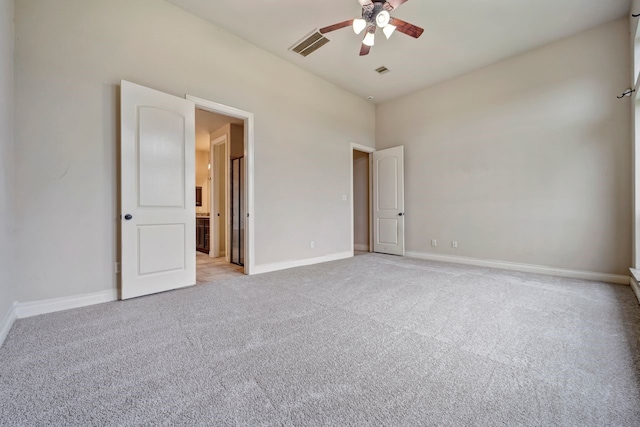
[138,224,186,275]
[377,157,398,209]
[377,218,399,245]
[373,146,405,256]
[121,81,196,300]
[138,107,186,207]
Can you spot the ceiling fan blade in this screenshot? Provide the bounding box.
[387,0,409,9]
[319,20,354,34]
[390,17,424,38]
[360,44,371,56]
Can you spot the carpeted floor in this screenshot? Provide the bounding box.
[1,254,639,426]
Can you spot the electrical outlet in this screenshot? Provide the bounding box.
[115,262,121,274]
[342,194,348,201]
[310,241,315,249]
[431,239,437,247]
[452,241,458,249]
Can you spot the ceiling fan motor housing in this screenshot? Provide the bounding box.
[363,1,386,25]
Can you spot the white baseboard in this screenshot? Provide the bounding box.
[0,302,17,348]
[406,251,630,285]
[354,244,370,252]
[15,289,118,319]
[629,270,640,304]
[252,251,353,275]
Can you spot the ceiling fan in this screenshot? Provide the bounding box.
[319,0,424,56]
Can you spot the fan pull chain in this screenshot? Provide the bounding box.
[617,89,636,99]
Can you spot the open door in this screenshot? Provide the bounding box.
[373,146,405,256]
[120,81,196,299]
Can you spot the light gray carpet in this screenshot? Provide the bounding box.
[1,254,639,426]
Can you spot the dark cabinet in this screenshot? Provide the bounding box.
[196,217,210,254]
[196,187,202,207]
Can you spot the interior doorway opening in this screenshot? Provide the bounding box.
[189,95,255,276]
[353,149,371,254]
[350,143,375,255]
[194,108,245,283]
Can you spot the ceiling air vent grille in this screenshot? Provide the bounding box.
[291,31,330,57]
[375,66,390,75]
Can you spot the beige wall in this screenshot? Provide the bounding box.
[195,150,209,214]
[14,0,375,302]
[353,150,369,249]
[0,0,15,324]
[376,19,632,275]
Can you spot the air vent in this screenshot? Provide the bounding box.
[375,66,390,75]
[290,30,330,57]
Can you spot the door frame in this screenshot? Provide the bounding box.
[350,142,376,256]
[188,95,254,275]
[210,134,229,260]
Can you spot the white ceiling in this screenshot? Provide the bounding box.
[167,0,631,103]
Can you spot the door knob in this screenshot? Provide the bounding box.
[398,213,404,216]
[124,214,133,220]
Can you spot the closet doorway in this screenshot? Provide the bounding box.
[351,143,375,255]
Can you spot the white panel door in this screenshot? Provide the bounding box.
[373,146,405,256]
[121,81,196,300]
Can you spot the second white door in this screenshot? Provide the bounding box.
[373,146,405,256]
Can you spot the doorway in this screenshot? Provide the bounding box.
[194,108,246,283]
[210,136,227,259]
[120,81,255,300]
[189,95,254,277]
[350,143,405,257]
[353,149,371,254]
[350,143,375,255]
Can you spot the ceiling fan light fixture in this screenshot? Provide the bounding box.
[383,24,397,39]
[376,10,390,28]
[353,18,367,35]
[363,32,375,47]
[299,0,423,57]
